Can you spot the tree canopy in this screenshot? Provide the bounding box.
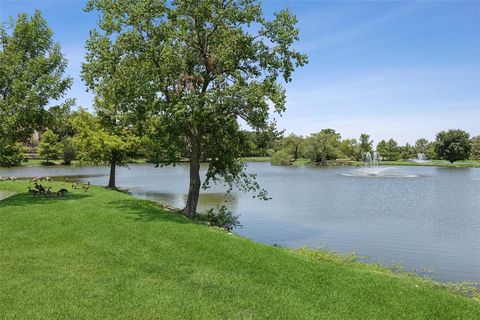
[434,129,471,163]
[85,0,307,217]
[71,110,141,188]
[0,10,72,145]
[304,129,341,165]
[377,139,400,161]
[38,129,61,163]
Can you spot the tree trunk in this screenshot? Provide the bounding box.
[107,158,116,189]
[184,136,201,219]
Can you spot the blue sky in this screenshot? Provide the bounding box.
[1,0,479,144]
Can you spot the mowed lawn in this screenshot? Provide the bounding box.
[0,180,479,319]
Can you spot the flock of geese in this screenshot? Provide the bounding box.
[0,176,91,197]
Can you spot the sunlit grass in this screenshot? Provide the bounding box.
[1,180,479,319]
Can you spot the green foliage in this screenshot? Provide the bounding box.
[359,133,373,154]
[242,127,284,157]
[194,205,240,231]
[340,138,362,161]
[399,143,416,160]
[377,138,400,161]
[45,100,76,139]
[71,110,140,167]
[280,134,304,160]
[271,149,294,166]
[38,129,61,163]
[470,136,480,160]
[0,10,72,146]
[0,142,24,167]
[304,129,341,165]
[415,138,430,154]
[434,129,471,163]
[84,0,307,216]
[61,136,76,165]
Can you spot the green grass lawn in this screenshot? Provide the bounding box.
[1,180,479,319]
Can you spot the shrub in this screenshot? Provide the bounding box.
[194,205,240,231]
[0,142,24,167]
[271,149,294,165]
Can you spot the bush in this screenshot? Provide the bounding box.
[194,206,240,231]
[0,142,24,167]
[271,149,294,165]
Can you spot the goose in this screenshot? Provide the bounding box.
[28,187,39,196]
[82,182,90,192]
[45,187,53,197]
[57,188,68,197]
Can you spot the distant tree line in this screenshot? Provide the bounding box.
[267,129,479,166]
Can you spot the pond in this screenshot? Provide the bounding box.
[1,162,479,284]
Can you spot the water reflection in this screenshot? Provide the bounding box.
[130,190,238,212]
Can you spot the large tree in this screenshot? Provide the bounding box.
[304,129,341,166]
[414,138,429,154]
[38,129,61,164]
[0,10,72,165]
[280,133,304,161]
[340,138,362,161]
[85,0,307,217]
[377,138,400,161]
[359,133,373,154]
[71,110,141,189]
[434,129,471,163]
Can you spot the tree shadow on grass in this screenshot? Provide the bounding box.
[107,199,190,224]
[0,193,92,208]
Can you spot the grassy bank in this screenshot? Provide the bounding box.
[0,180,479,319]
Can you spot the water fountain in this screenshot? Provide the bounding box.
[412,153,427,163]
[364,151,379,166]
[342,151,418,178]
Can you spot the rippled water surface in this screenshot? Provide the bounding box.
[1,163,479,283]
